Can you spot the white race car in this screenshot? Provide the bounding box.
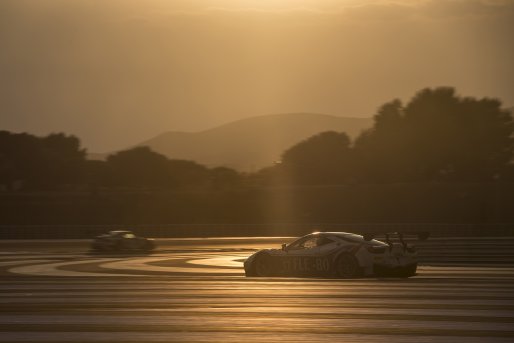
[244,231,428,278]
[91,230,155,252]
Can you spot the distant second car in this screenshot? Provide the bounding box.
[91,230,155,252]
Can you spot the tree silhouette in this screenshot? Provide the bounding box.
[106,146,171,188]
[105,146,217,189]
[354,87,514,182]
[0,131,85,189]
[280,131,353,185]
[39,133,86,186]
[210,166,241,189]
[167,159,210,189]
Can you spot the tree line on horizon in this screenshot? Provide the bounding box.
[1,87,513,192]
[272,87,514,185]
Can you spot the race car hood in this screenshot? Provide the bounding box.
[244,248,280,267]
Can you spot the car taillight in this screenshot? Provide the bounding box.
[367,246,386,254]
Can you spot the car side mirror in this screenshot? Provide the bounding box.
[282,243,287,252]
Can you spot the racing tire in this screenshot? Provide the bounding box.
[335,253,361,279]
[400,263,417,278]
[251,254,273,277]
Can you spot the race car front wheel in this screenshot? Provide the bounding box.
[336,253,361,278]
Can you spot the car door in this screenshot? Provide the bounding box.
[314,236,340,275]
[282,236,321,276]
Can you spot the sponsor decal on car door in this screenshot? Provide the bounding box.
[281,236,331,276]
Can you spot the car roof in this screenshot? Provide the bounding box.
[309,232,386,245]
[108,230,133,234]
[310,231,363,239]
[323,232,366,240]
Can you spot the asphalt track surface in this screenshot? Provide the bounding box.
[1,238,514,343]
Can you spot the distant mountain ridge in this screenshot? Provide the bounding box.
[91,113,373,171]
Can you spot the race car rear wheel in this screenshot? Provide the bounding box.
[336,253,361,278]
[400,263,417,277]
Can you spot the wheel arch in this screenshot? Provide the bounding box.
[333,250,364,278]
[245,251,272,277]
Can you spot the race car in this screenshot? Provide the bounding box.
[244,231,428,278]
[91,230,155,252]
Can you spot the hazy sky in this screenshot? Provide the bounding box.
[1,0,513,152]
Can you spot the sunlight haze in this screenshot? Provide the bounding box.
[1,0,513,151]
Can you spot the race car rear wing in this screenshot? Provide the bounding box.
[363,231,430,252]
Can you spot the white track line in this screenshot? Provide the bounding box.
[101,256,242,274]
[8,258,143,277]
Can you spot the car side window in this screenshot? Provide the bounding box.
[302,237,318,249]
[317,236,334,246]
[288,236,318,250]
